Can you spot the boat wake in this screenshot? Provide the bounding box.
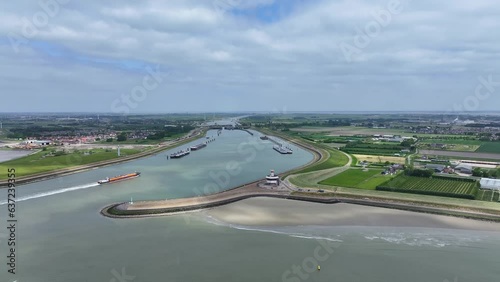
[201,214,343,242]
[0,182,100,205]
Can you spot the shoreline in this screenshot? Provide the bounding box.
[205,198,500,231]
[0,129,207,187]
[100,128,500,222]
[100,182,500,222]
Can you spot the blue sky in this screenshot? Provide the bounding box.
[0,0,499,113]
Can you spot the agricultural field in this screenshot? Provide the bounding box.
[353,154,406,164]
[319,168,393,190]
[419,139,483,145]
[418,149,500,161]
[290,126,406,136]
[341,142,410,156]
[476,142,500,154]
[476,189,500,202]
[377,175,478,199]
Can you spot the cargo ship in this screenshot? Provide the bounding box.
[273,145,293,154]
[98,172,141,184]
[190,143,207,151]
[170,150,190,159]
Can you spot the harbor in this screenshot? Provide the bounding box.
[262,135,294,154]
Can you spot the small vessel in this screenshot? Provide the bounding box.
[170,150,190,159]
[190,143,207,151]
[98,172,141,184]
[260,136,269,140]
[273,145,293,154]
[265,170,280,185]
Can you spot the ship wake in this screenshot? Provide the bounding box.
[0,182,100,205]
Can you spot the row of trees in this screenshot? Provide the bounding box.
[472,168,500,178]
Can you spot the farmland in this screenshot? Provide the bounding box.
[476,142,500,154]
[476,189,500,202]
[418,149,500,161]
[418,140,500,153]
[353,154,406,164]
[341,142,411,156]
[319,168,394,190]
[377,175,479,199]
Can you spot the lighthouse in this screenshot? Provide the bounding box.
[265,170,280,185]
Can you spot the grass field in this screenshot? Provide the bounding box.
[377,175,478,199]
[341,142,409,156]
[353,154,405,164]
[476,189,500,202]
[296,147,349,174]
[420,139,483,145]
[0,148,143,179]
[476,142,500,154]
[319,168,393,190]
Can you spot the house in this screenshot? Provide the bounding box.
[22,139,52,147]
[425,164,446,173]
[430,143,446,149]
[455,164,473,174]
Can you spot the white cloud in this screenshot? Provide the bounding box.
[0,0,499,112]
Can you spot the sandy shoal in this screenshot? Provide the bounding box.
[205,197,500,231]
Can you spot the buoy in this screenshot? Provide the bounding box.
[317,265,320,271]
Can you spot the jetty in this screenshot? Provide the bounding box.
[101,182,339,218]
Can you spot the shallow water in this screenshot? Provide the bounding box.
[0,130,499,282]
[0,149,32,162]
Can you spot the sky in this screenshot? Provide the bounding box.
[0,0,499,113]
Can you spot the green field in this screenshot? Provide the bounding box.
[319,168,393,190]
[476,142,500,154]
[476,189,500,202]
[377,175,479,199]
[0,148,143,179]
[341,142,409,156]
[296,147,349,174]
[420,139,483,145]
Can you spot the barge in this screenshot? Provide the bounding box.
[273,145,293,154]
[170,150,190,159]
[98,172,141,184]
[190,143,207,151]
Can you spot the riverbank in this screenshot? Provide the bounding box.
[0,129,207,187]
[101,128,500,222]
[206,197,500,231]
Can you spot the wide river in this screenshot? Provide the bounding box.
[1,129,499,282]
